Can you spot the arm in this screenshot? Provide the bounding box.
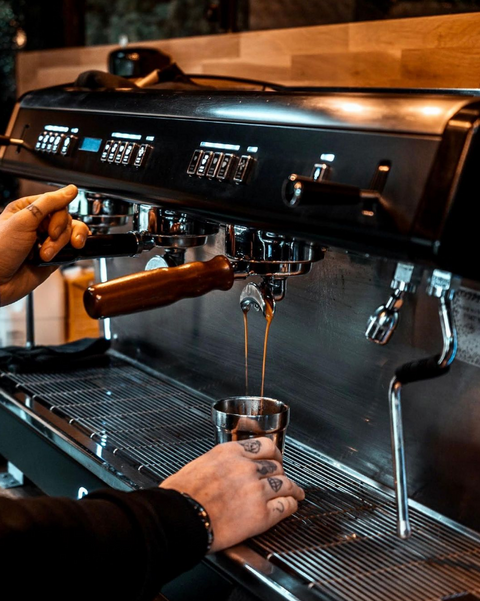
[0,184,89,306]
[0,439,304,601]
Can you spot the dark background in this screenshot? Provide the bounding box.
[2,0,480,201]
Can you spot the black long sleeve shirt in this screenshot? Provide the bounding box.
[0,487,208,601]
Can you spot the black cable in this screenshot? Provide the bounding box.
[186,73,289,91]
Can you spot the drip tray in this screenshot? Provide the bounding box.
[2,357,480,601]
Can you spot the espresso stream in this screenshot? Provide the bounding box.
[243,299,275,414]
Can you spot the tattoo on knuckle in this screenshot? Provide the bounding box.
[26,205,43,218]
[255,460,277,476]
[268,477,283,493]
[274,501,285,514]
[239,440,261,454]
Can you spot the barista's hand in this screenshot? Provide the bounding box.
[0,185,89,306]
[160,437,305,553]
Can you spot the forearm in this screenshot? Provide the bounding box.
[0,488,208,601]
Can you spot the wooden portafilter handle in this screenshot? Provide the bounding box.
[84,255,235,319]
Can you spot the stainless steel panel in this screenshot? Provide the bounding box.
[106,237,480,532]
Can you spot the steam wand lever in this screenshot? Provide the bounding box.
[389,269,459,539]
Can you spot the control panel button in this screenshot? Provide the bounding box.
[312,163,330,181]
[114,142,127,164]
[133,144,151,168]
[60,135,77,156]
[35,132,46,150]
[233,155,253,183]
[196,151,213,177]
[107,141,119,163]
[46,134,56,153]
[40,134,49,151]
[207,152,224,178]
[187,149,204,175]
[101,140,112,162]
[52,135,64,154]
[122,143,138,165]
[216,153,235,180]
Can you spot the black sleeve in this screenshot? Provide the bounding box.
[0,487,208,601]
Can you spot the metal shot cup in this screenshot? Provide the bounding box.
[211,396,290,453]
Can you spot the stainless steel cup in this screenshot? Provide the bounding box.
[211,396,290,453]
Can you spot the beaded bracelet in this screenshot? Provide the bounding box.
[181,492,214,552]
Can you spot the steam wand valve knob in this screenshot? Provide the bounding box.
[388,269,459,540]
[366,262,422,345]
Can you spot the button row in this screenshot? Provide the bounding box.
[187,150,253,183]
[35,132,78,156]
[100,140,151,168]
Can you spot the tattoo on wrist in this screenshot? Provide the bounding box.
[275,501,285,513]
[239,440,261,454]
[268,477,283,493]
[26,205,43,218]
[256,460,277,476]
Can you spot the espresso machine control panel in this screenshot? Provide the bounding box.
[2,86,480,279]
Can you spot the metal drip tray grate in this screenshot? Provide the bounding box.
[3,358,480,601]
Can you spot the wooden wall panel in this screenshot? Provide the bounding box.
[15,12,480,96]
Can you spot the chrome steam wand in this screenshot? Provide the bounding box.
[366,262,422,345]
[389,269,459,539]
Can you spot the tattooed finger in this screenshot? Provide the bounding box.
[26,205,43,219]
[268,477,283,493]
[263,475,305,501]
[255,460,280,476]
[238,439,261,454]
[266,496,299,526]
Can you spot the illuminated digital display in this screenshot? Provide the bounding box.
[200,141,240,151]
[79,137,102,152]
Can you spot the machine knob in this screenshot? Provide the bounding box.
[282,174,365,208]
[84,255,235,319]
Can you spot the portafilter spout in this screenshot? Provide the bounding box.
[240,279,282,318]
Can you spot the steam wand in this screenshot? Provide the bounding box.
[388,269,458,539]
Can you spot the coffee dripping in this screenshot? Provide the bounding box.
[76,221,323,401]
[231,227,323,400]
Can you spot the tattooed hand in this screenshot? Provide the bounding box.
[160,437,305,553]
[0,185,89,306]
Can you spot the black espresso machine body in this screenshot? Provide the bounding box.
[2,86,480,277]
[3,85,480,601]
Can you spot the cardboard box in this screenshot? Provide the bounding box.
[62,265,100,342]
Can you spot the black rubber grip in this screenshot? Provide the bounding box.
[29,233,141,266]
[395,354,450,385]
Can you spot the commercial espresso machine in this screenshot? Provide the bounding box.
[1,81,480,600]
